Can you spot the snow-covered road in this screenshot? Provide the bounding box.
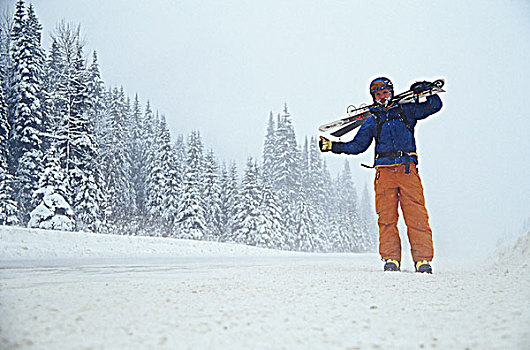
[1,227,529,349]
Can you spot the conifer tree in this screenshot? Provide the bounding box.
[258,113,285,248]
[257,168,285,249]
[308,137,327,216]
[46,22,102,231]
[294,184,317,251]
[129,93,144,213]
[145,115,180,235]
[334,160,361,251]
[99,87,134,228]
[321,159,337,250]
[87,51,105,130]
[273,104,301,249]
[28,142,75,231]
[162,151,181,236]
[9,1,46,222]
[71,48,102,231]
[11,1,25,42]
[231,157,261,245]
[119,89,137,216]
[42,38,61,143]
[172,133,186,183]
[156,116,180,235]
[0,79,19,225]
[203,149,223,240]
[144,112,162,220]
[220,161,239,241]
[307,136,332,251]
[292,137,322,251]
[175,131,207,239]
[262,111,276,183]
[0,18,13,99]
[136,100,156,215]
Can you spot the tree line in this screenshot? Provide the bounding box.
[0,0,376,252]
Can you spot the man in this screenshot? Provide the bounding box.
[319,77,442,273]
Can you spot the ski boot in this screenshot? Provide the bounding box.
[414,260,433,274]
[383,259,400,272]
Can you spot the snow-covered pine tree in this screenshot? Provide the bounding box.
[294,181,317,252]
[10,0,25,41]
[262,111,276,183]
[136,100,156,215]
[86,51,105,136]
[273,104,301,249]
[291,137,320,251]
[70,44,102,231]
[99,87,134,230]
[256,164,284,249]
[28,141,75,231]
[162,149,181,237]
[334,160,361,252]
[231,157,261,246]
[0,8,13,107]
[129,93,144,214]
[326,172,342,251]
[8,1,46,222]
[155,116,180,236]
[145,115,180,236]
[119,88,137,215]
[308,136,331,251]
[220,161,239,241]
[75,50,106,232]
[144,112,162,223]
[175,130,207,240]
[257,112,287,248]
[203,149,223,241]
[172,133,186,184]
[25,4,42,47]
[171,133,187,223]
[47,22,102,231]
[0,75,19,225]
[42,38,62,145]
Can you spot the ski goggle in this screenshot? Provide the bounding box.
[370,80,389,93]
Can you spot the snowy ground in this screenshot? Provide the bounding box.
[1,226,529,349]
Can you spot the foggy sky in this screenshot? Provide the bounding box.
[4,0,530,257]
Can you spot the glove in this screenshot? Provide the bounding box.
[319,136,333,152]
[410,81,436,95]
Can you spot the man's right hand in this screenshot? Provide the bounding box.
[410,81,437,95]
[319,136,333,152]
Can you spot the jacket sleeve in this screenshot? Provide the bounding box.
[331,116,375,155]
[407,94,443,120]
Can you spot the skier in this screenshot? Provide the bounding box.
[319,77,442,273]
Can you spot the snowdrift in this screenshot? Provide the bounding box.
[3,225,530,267]
[0,225,297,261]
[492,230,530,271]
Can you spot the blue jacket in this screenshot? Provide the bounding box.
[332,95,442,166]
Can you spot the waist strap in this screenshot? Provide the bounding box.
[376,151,417,160]
[376,151,417,174]
[362,151,418,173]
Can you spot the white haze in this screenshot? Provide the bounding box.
[4,0,530,257]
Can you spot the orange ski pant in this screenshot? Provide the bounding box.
[374,163,434,262]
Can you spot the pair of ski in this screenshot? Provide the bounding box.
[318,79,445,138]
